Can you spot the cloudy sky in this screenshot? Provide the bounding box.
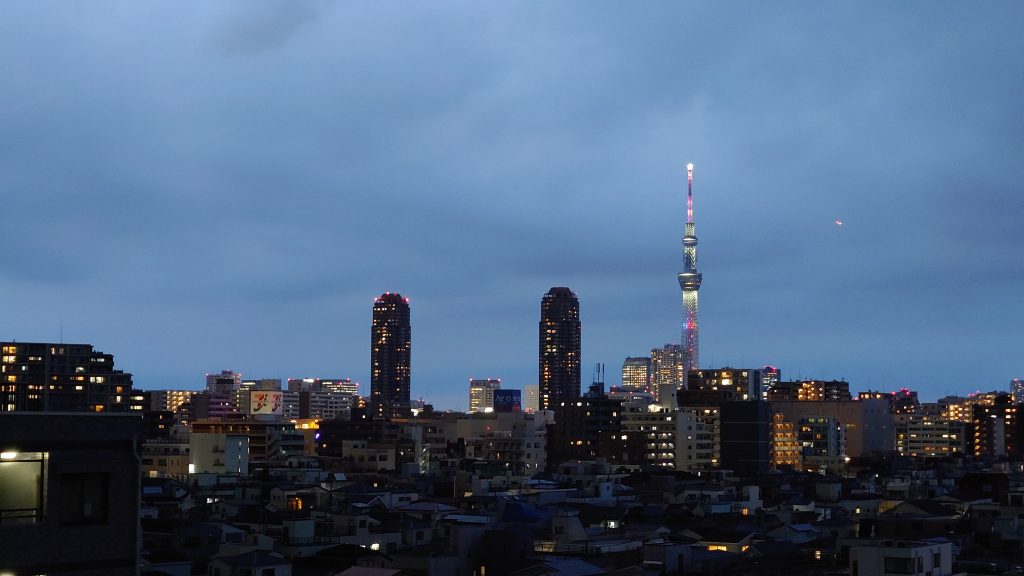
[1,2,1021,408]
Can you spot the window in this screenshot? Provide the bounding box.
[883,556,913,574]
[0,453,44,525]
[59,473,108,525]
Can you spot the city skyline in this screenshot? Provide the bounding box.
[1,3,1021,409]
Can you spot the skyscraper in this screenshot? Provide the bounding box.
[677,162,702,373]
[650,343,685,405]
[621,356,652,392]
[468,378,501,413]
[370,292,411,420]
[539,287,581,411]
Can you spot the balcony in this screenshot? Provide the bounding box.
[0,507,42,526]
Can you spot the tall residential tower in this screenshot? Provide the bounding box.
[677,162,702,374]
[539,287,581,411]
[370,292,411,420]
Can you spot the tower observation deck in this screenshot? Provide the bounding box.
[677,163,701,374]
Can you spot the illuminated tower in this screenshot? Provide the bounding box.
[677,162,702,373]
[370,292,411,420]
[539,287,581,412]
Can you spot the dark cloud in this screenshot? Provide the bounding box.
[0,2,1021,409]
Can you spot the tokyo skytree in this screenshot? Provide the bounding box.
[677,163,702,374]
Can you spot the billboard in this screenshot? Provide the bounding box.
[250,390,284,415]
[493,389,522,413]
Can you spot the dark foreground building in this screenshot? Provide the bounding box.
[0,413,143,575]
[720,400,772,475]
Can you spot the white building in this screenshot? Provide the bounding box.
[675,407,718,470]
[849,538,953,576]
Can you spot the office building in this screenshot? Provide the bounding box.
[688,367,761,401]
[524,384,540,413]
[677,162,702,374]
[772,412,802,469]
[548,390,625,468]
[192,390,239,419]
[468,378,501,413]
[760,366,781,400]
[972,394,1016,457]
[676,407,718,470]
[621,403,678,469]
[770,398,893,457]
[621,357,652,392]
[608,386,654,405]
[236,378,281,415]
[767,380,852,402]
[650,344,685,406]
[1013,379,1024,405]
[370,292,412,420]
[0,341,143,413]
[895,414,967,457]
[148,389,195,413]
[191,418,305,466]
[287,378,358,396]
[538,287,581,411]
[206,370,241,393]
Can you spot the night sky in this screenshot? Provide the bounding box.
[2,2,1021,409]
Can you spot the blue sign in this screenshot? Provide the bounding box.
[493,389,522,412]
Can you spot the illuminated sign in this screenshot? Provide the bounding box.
[250,391,283,415]
[493,389,521,413]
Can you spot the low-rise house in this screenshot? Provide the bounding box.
[208,550,291,576]
[848,537,953,576]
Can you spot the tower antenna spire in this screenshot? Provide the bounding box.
[686,162,694,224]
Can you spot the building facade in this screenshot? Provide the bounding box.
[767,380,852,402]
[548,392,625,468]
[1,342,143,413]
[688,367,761,401]
[621,357,652,392]
[0,413,143,574]
[720,400,772,475]
[894,414,967,457]
[760,366,781,400]
[650,344,685,406]
[538,287,581,412]
[370,292,412,420]
[468,378,501,413]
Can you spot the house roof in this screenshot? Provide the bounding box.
[334,568,404,576]
[212,550,290,568]
[394,501,458,513]
[699,528,755,543]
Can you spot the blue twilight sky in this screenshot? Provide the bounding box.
[1,2,1021,409]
